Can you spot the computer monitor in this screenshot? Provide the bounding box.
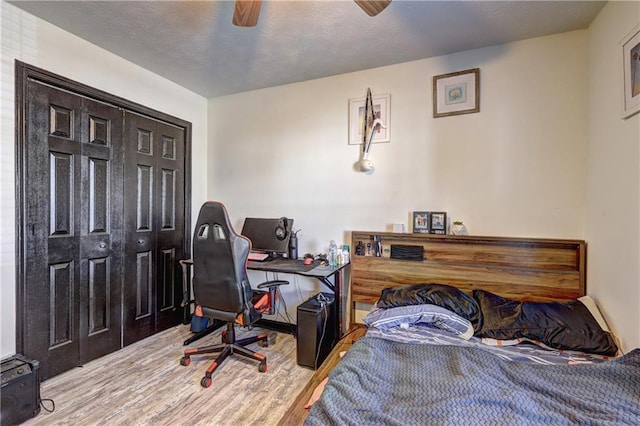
[241,217,293,256]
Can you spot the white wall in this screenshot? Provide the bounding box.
[0,2,209,358]
[586,1,640,353]
[209,31,588,244]
[208,31,591,328]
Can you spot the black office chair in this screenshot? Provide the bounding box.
[180,201,288,388]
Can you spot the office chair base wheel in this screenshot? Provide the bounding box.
[180,356,191,366]
[258,361,267,373]
[258,338,269,348]
[200,376,212,388]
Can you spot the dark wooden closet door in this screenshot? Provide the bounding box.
[22,80,123,379]
[17,62,192,379]
[122,112,185,346]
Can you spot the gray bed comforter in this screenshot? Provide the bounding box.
[306,336,640,425]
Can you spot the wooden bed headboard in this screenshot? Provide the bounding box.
[349,232,586,311]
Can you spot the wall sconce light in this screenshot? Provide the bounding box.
[355,88,387,175]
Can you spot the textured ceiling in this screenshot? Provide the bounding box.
[10,0,606,98]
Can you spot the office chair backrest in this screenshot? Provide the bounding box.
[192,202,252,322]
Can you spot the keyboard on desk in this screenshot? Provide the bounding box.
[248,251,270,261]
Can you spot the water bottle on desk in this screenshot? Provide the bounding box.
[342,245,350,264]
[288,230,299,260]
[328,240,338,267]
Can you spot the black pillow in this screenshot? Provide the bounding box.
[377,283,480,327]
[473,290,618,356]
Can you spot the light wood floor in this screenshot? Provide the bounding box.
[24,324,313,426]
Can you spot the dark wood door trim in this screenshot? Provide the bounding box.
[15,60,192,357]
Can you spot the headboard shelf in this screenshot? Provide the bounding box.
[350,231,586,307]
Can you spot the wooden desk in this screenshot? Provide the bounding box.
[278,324,367,426]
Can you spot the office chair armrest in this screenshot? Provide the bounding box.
[256,280,289,289]
[255,280,288,316]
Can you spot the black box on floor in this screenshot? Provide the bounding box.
[297,292,336,370]
[1,354,41,426]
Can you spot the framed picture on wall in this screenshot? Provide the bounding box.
[433,68,480,118]
[412,211,430,234]
[429,212,447,235]
[621,25,640,119]
[348,93,390,145]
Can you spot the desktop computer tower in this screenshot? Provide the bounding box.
[297,292,336,370]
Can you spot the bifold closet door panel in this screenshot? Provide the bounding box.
[122,112,185,346]
[78,97,125,365]
[154,121,186,332]
[21,80,123,380]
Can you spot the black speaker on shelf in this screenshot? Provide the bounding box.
[390,244,424,261]
[296,292,336,370]
[1,354,40,426]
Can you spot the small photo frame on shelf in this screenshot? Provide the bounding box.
[429,212,447,235]
[348,93,390,145]
[621,25,640,119]
[433,68,480,118]
[412,211,430,234]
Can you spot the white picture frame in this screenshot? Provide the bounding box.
[348,93,390,145]
[622,25,640,119]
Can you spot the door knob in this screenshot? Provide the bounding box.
[99,242,107,249]
[137,239,145,245]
